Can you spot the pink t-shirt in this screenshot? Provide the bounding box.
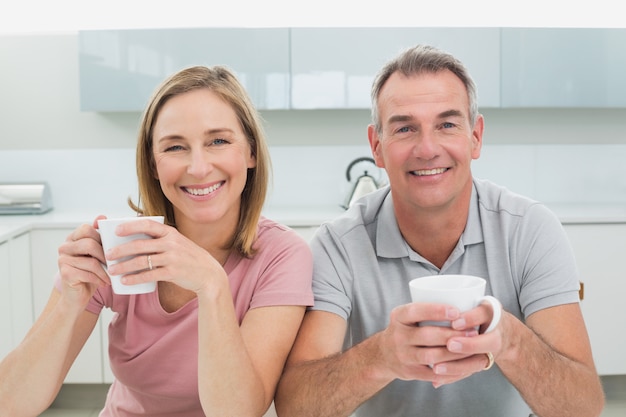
[57,217,313,416]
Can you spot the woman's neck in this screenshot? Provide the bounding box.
[174,212,238,263]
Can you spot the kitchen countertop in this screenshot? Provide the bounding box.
[0,206,346,243]
[2,203,626,243]
[544,203,626,224]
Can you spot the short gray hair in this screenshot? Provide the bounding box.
[371,44,478,133]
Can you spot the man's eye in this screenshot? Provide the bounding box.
[442,122,455,129]
[397,126,411,133]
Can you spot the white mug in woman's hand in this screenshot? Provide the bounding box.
[98,216,164,295]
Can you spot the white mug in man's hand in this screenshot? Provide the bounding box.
[409,274,502,333]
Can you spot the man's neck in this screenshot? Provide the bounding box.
[393,189,471,269]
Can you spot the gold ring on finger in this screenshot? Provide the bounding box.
[483,352,495,371]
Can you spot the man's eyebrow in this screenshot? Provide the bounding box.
[438,109,464,119]
[387,110,464,125]
[387,114,413,124]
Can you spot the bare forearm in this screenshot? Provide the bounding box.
[0,302,83,416]
[275,334,392,417]
[197,288,267,416]
[499,320,604,417]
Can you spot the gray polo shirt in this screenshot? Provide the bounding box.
[309,177,581,417]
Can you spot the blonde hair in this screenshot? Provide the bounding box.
[129,65,270,257]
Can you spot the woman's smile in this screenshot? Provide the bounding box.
[182,181,225,197]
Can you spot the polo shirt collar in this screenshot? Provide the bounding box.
[375,182,484,260]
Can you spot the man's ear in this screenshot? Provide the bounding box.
[471,114,484,160]
[368,124,384,168]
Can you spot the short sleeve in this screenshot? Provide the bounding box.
[515,204,581,317]
[308,223,354,320]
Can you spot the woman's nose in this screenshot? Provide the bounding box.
[187,149,213,178]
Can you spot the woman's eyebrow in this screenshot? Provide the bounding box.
[203,128,235,136]
[156,134,183,144]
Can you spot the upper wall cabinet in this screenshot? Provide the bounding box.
[501,28,626,107]
[79,27,626,112]
[79,28,291,111]
[290,27,501,109]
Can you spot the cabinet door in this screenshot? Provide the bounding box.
[0,241,11,358]
[290,27,500,109]
[501,28,626,107]
[8,232,33,346]
[563,223,626,375]
[79,28,290,111]
[30,228,105,383]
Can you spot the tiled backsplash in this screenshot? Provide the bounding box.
[1,145,625,214]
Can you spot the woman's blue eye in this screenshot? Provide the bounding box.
[165,145,184,152]
[212,138,228,145]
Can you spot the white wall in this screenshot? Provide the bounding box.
[3,1,625,35]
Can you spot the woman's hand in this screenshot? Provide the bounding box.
[104,220,226,295]
[57,215,111,309]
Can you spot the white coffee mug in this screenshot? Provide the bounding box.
[408,274,502,333]
[98,216,164,295]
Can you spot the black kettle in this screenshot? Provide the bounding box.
[342,157,382,209]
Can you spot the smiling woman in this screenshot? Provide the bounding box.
[0,65,314,417]
[150,88,257,238]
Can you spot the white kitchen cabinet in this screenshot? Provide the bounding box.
[501,28,626,108]
[563,223,626,375]
[30,228,106,383]
[0,232,33,359]
[0,241,11,358]
[8,232,33,347]
[30,229,70,319]
[290,27,501,109]
[79,28,291,111]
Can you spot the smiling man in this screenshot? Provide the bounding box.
[275,44,605,417]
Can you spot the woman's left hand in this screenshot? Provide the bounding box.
[103,219,225,294]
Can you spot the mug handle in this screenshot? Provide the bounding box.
[479,295,502,334]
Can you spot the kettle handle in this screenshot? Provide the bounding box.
[346,157,377,182]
